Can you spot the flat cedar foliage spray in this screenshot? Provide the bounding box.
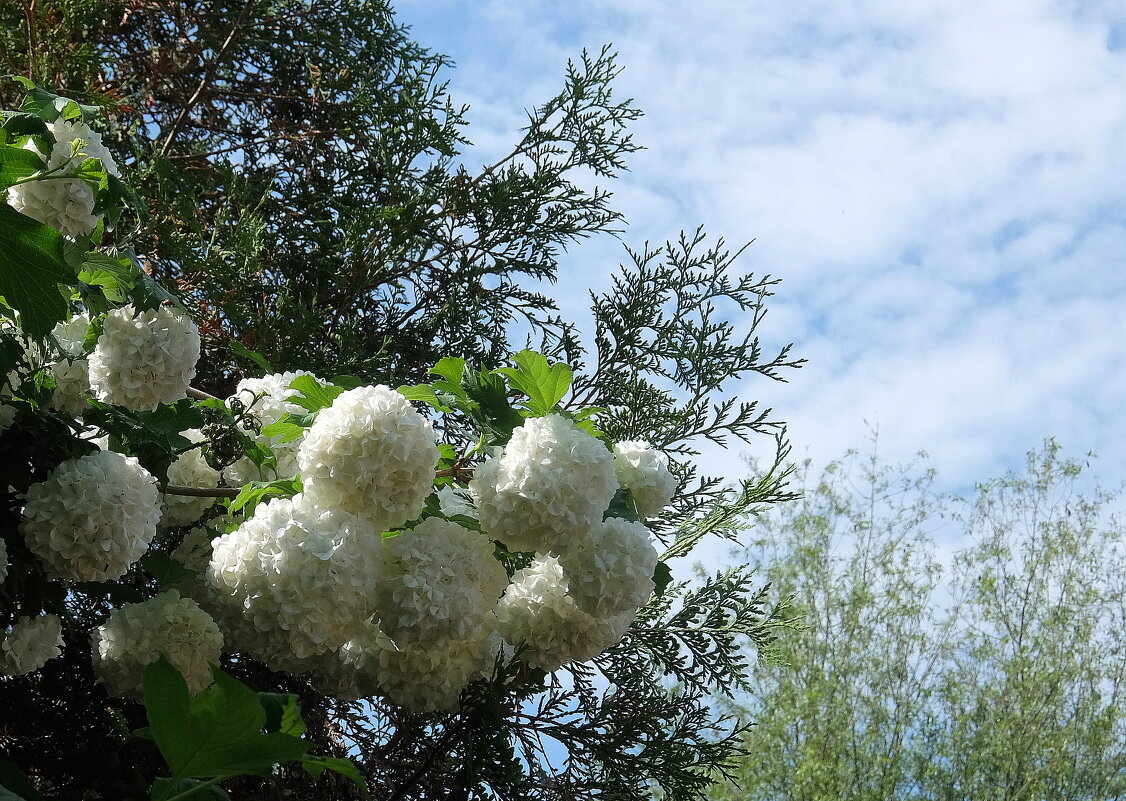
[0,2,804,798]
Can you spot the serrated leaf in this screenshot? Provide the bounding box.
[0,146,44,190]
[258,693,306,737]
[0,203,75,337]
[429,356,467,385]
[301,756,371,800]
[328,374,363,390]
[396,383,454,413]
[495,349,573,416]
[228,340,273,374]
[140,551,196,587]
[13,79,98,122]
[143,658,311,780]
[604,487,641,523]
[464,369,524,446]
[286,375,343,412]
[259,419,306,444]
[151,777,229,801]
[228,477,302,514]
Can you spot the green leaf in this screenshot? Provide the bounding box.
[495,349,573,416]
[0,760,42,801]
[151,777,229,801]
[258,419,307,444]
[228,340,273,374]
[286,375,343,412]
[229,477,302,514]
[259,693,306,737]
[143,658,311,780]
[464,369,524,446]
[300,756,371,800]
[652,561,673,598]
[0,146,44,190]
[13,79,98,122]
[604,487,641,523]
[396,383,454,413]
[429,356,467,385]
[0,203,75,337]
[328,374,363,390]
[140,551,196,588]
[1,112,49,140]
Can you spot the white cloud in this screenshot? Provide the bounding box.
[397,0,1126,558]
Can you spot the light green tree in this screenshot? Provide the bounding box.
[713,440,1126,801]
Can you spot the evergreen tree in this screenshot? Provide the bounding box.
[0,2,803,799]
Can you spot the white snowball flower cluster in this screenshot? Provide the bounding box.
[471,414,618,556]
[496,556,632,672]
[224,371,317,485]
[89,304,200,412]
[436,485,475,519]
[341,621,502,712]
[298,385,438,531]
[613,440,677,519]
[160,430,220,527]
[376,517,508,646]
[49,358,91,417]
[91,590,222,697]
[0,614,64,676]
[50,313,90,358]
[0,401,15,433]
[207,495,382,659]
[21,450,160,581]
[6,119,120,239]
[559,518,658,619]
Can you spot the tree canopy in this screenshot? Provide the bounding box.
[0,2,804,800]
[714,440,1126,801]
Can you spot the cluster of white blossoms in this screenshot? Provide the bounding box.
[91,591,222,697]
[0,614,64,676]
[471,414,618,555]
[339,621,502,712]
[21,450,160,581]
[495,556,633,672]
[49,357,92,417]
[160,430,220,527]
[50,313,91,358]
[298,385,439,530]
[6,119,121,239]
[88,304,200,412]
[558,517,658,619]
[224,371,316,484]
[613,440,677,519]
[207,495,383,660]
[376,517,508,646]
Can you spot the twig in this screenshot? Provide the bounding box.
[186,386,221,401]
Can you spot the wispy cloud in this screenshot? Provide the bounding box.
[398,0,1126,503]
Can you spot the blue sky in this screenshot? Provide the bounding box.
[397,1,1126,525]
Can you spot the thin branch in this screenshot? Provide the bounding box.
[186,386,220,401]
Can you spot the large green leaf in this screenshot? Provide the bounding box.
[286,374,343,412]
[0,203,75,337]
[495,349,573,416]
[143,658,311,780]
[0,146,44,190]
